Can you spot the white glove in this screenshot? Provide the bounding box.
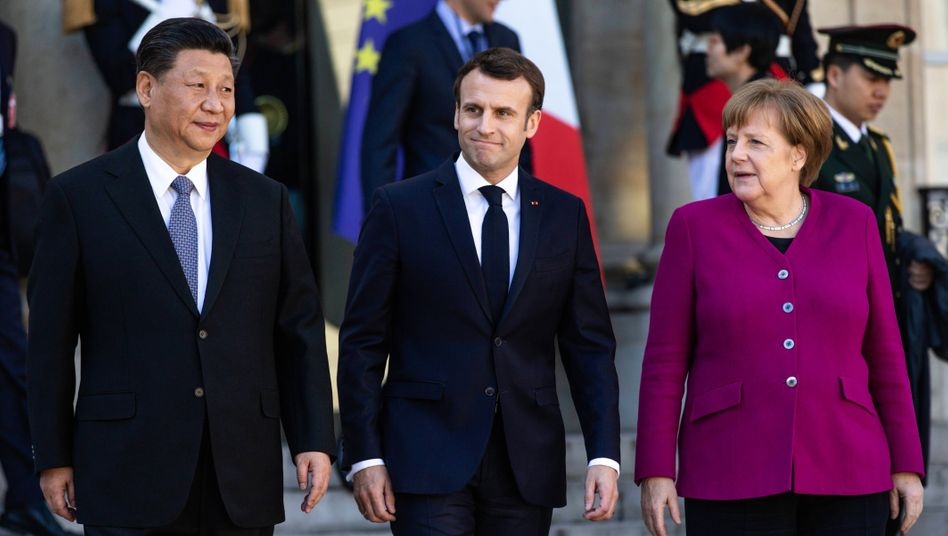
[228,113,270,173]
[127,0,216,54]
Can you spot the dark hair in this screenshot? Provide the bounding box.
[821,52,861,77]
[710,4,782,73]
[723,79,832,185]
[453,47,545,114]
[136,17,238,79]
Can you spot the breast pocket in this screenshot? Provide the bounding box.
[233,238,279,259]
[533,254,572,274]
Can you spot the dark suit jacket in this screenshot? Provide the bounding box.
[27,139,335,527]
[359,11,522,209]
[338,160,620,508]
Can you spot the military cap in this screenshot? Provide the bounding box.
[818,24,916,79]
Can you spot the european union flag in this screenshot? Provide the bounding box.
[332,0,437,242]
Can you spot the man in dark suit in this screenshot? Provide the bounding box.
[27,18,335,534]
[360,0,524,210]
[0,19,71,536]
[339,47,620,535]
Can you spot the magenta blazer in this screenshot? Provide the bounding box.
[634,188,923,500]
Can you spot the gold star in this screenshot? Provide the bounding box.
[364,0,393,24]
[355,39,381,75]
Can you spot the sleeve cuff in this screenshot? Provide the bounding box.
[347,458,385,482]
[588,457,620,476]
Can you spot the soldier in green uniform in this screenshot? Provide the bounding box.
[812,26,936,535]
[813,24,927,292]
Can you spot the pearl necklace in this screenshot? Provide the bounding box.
[750,194,808,232]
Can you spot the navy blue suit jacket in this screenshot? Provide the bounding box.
[339,160,620,507]
[359,11,522,210]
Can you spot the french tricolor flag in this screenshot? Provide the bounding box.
[495,1,601,251]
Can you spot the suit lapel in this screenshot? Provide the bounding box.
[504,170,542,319]
[432,162,493,323]
[104,141,199,316]
[427,11,464,73]
[202,156,243,318]
[832,124,877,185]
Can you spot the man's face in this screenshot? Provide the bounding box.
[705,32,748,81]
[138,49,235,170]
[454,70,540,184]
[454,0,500,24]
[825,62,891,125]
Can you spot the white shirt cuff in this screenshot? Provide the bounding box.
[347,458,385,482]
[588,457,620,476]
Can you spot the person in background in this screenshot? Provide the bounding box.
[704,3,782,196]
[360,0,524,210]
[667,0,820,201]
[0,18,71,536]
[27,17,335,533]
[80,0,269,172]
[637,79,924,536]
[812,26,940,534]
[339,47,620,535]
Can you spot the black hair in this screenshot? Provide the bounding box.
[136,17,237,79]
[710,4,782,73]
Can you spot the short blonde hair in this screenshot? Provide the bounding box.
[722,79,832,186]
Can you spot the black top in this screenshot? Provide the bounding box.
[767,235,793,253]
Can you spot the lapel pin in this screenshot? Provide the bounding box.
[530,200,539,206]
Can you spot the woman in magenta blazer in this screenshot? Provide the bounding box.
[635,79,924,536]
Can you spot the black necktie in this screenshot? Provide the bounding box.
[858,134,875,164]
[479,185,508,323]
[466,30,485,59]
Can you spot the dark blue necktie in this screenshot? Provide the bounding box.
[479,185,508,323]
[169,176,198,303]
[466,30,485,59]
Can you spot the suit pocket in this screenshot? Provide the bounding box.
[533,254,571,273]
[839,376,878,415]
[689,382,742,422]
[534,386,559,407]
[233,238,279,258]
[382,380,444,400]
[75,392,136,421]
[260,389,281,418]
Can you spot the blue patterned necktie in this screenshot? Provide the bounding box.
[479,185,508,323]
[466,30,485,60]
[169,176,198,303]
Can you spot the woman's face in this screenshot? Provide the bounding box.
[725,108,806,203]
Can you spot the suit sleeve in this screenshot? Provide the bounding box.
[862,209,925,476]
[634,208,695,484]
[26,180,83,472]
[556,199,620,463]
[360,34,417,211]
[273,185,336,459]
[338,188,400,464]
[83,0,140,97]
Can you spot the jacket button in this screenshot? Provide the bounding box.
[786,376,798,388]
[777,269,789,280]
[494,337,503,347]
[194,387,205,398]
[484,387,496,397]
[198,329,208,339]
[783,338,795,349]
[782,302,794,313]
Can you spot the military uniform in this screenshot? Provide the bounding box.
[814,123,903,287]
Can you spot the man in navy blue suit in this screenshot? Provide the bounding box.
[340,47,620,535]
[360,0,525,210]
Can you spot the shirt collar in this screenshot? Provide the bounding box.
[138,133,209,200]
[824,101,868,142]
[455,153,519,201]
[437,0,485,40]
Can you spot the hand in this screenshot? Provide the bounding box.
[641,477,681,536]
[352,464,396,523]
[890,472,924,534]
[294,451,332,513]
[39,467,77,522]
[583,465,619,521]
[907,260,934,291]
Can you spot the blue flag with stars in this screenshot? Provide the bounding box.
[332,0,438,242]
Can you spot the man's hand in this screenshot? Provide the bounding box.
[908,260,934,291]
[352,464,396,523]
[583,465,619,521]
[641,477,681,536]
[39,467,77,522]
[294,451,332,513]
[890,472,924,534]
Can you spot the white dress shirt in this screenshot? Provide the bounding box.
[349,156,620,480]
[825,101,869,142]
[436,0,485,61]
[138,133,213,312]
